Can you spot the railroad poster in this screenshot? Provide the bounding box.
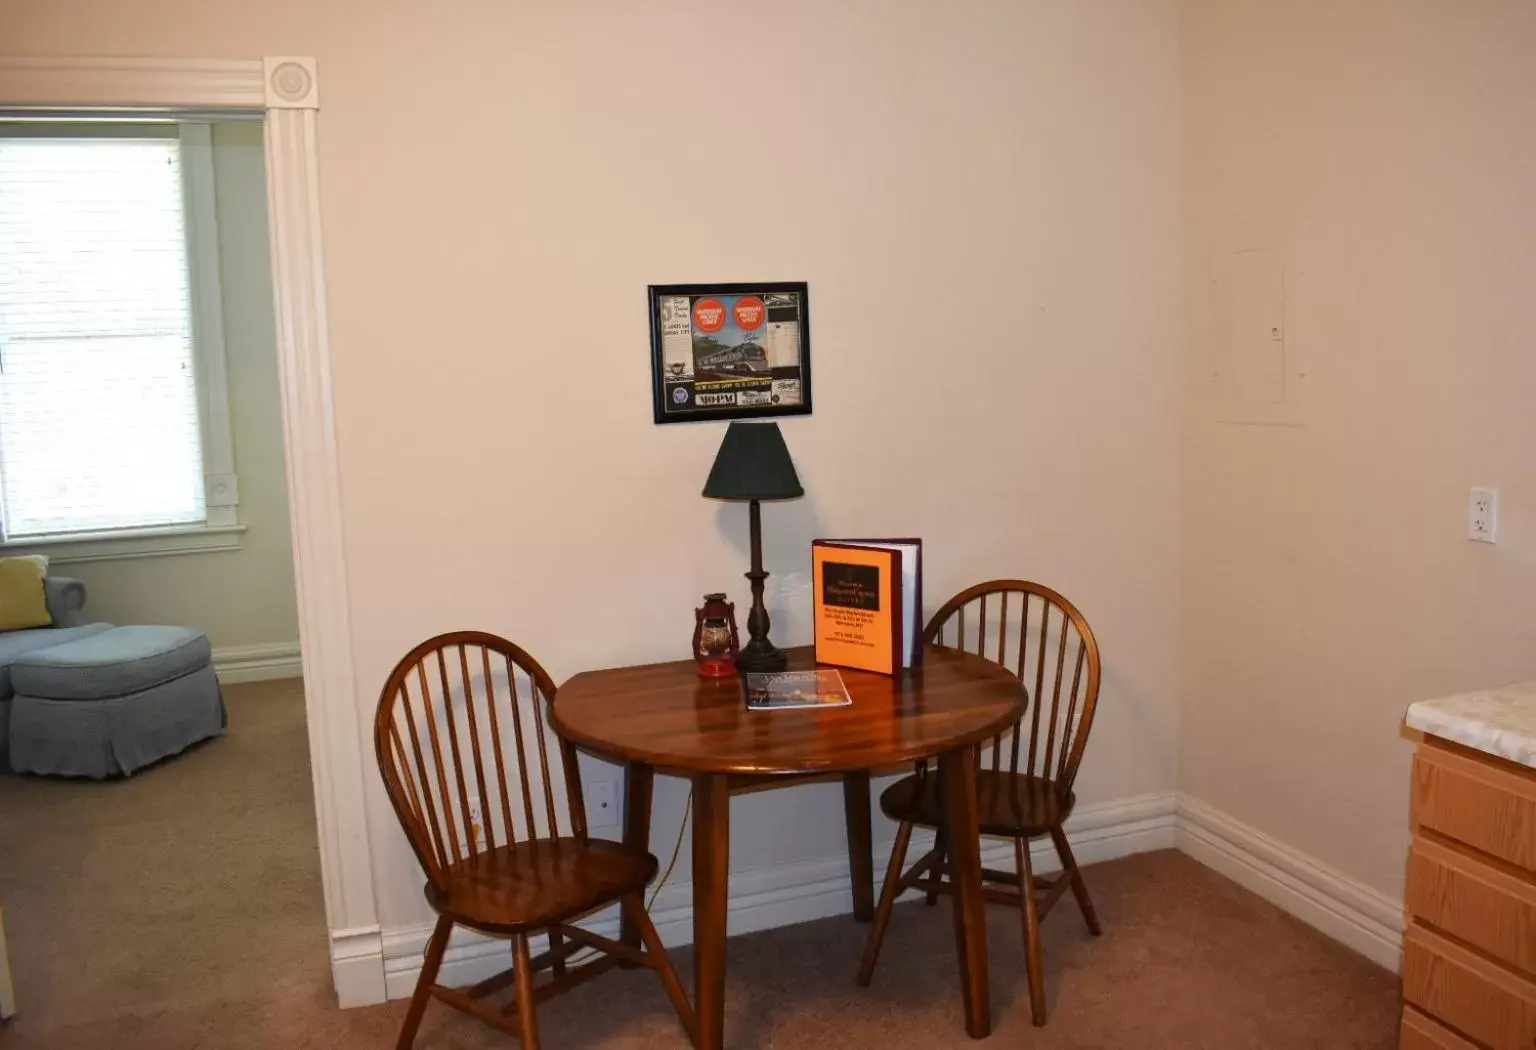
[648,281,812,424]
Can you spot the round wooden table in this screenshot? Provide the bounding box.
[554,644,1025,1049]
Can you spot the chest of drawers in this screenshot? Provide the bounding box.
[1402,736,1536,1050]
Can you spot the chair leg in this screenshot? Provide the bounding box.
[396,914,452,1050]
[512,934,541,1050]
[1050,825,1101,936]
[856,820,913,987]
[1014,837,1047,1027]
[549,929,567,977]
[925,825,948,906]
[622,892,698,1046]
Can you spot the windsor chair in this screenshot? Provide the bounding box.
[855,581,1103,1027]
[374,631,696,1049]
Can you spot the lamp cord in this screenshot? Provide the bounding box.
[647,788,693,911]
[561,788,693,968]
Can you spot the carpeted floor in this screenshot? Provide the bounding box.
[0,678,1401,1049]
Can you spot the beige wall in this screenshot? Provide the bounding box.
[1179,0,1536,898]
[57,122,299,653]
[11,0,1535,957]
[0,0,1184,931]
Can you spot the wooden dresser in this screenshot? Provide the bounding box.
[1403,682,1536,1050]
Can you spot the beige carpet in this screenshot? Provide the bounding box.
[0,679,1401,1049]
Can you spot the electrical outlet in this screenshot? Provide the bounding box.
[1469,487,1499,543]
[466,796,487,849]
[588,781,619,829]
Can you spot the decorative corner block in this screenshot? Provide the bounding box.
[263,56,319,110]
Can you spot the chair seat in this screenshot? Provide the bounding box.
[879,769,1076,837]
[10,625,211,701]
[427,836,658,933]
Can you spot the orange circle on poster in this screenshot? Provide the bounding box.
[693,298,727,333]
[732,296,765,331]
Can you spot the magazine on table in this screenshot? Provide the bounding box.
[742,669,852,711]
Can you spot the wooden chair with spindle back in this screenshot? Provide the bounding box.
[374,631,696,1049]
[855,581,1103,1027]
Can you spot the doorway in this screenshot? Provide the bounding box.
[0,112,327,1044]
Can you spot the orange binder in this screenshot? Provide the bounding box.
[811,538,922,676]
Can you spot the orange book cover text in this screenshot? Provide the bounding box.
[812,542,900,675]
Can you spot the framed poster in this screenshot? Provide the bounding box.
[648,281,812,424]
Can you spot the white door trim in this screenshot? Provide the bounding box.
[0,905,15,1020]
[0,54,382,1005]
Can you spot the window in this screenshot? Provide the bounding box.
[0,123,239,557]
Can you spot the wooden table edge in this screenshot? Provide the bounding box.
[551,704,1023,775]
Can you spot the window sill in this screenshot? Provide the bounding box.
[1,524,246,565]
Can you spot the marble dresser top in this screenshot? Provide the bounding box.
[1406,680,1536,769]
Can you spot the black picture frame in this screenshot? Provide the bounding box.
[648,281,813,425]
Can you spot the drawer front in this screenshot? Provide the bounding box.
[1414,743,1536,874]
[1403,926,1536,1050]
[1408,836,1536,977]
[1400,1005,1484,1050]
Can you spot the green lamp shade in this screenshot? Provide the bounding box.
[701,422,804,501]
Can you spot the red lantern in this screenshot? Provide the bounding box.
[693,593,740,678]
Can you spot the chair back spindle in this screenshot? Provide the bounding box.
[374,631,585,891]
[924,581,1101,790]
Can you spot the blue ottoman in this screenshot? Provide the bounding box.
[7,626,226,778]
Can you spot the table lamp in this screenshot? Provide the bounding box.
[702,421,803,673]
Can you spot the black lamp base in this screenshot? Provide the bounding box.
[735,640,787,674]
[733,500,789,674]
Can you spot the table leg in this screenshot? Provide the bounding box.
[693,773,730,1050]
[842,770,874,922]
[619,761,654,959]
[939,746,990,1039]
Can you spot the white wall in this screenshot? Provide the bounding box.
[51,122,300,653]
[1179,0,1536,899]
[0,0,1185,937]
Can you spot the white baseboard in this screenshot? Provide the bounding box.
[342,787,1413,1007]
[330,926,387,1008]
[213,641,302,684]
[1174,793,1404,972]
[371,790,1178,1002]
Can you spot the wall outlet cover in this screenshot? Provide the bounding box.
[588,781,619,828]
[1469,486,1498,543]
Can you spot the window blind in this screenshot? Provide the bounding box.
[0,136,207,539]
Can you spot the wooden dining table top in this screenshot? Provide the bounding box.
[552,644,1025,775]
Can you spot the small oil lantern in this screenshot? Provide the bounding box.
[693,593,740,678]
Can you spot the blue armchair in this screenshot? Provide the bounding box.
[1,576,106,771]
[42,576,88,629]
